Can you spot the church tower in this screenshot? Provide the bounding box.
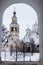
[10,10,19,38]
[32,22,39,35]
[8,9,19,48]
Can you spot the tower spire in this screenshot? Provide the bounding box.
[13,7,16,17]
[12,8,17,23]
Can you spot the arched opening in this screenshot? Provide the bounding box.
[1,3,40,61]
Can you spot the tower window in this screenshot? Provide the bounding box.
[11,27,14,31]
[15,27,17,31]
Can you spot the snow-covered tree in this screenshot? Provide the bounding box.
[1,25,9,48]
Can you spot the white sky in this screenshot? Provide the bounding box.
[3,3,38,39]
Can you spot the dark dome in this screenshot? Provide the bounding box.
[13,11,16,15]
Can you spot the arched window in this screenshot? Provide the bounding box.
[1,3,39,61]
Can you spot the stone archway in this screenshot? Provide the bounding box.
[0,0,43,65]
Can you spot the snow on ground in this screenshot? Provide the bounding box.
[1,52,40,61]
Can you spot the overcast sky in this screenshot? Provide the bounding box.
[3,3,38,39]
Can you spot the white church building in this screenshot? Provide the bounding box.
[23,22,39,46]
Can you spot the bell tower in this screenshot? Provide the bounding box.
[9,9,19,47]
